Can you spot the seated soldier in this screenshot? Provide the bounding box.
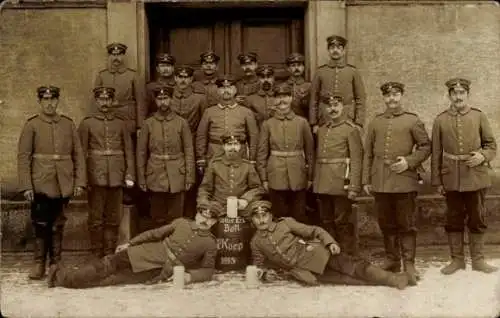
[47,202,220,289]
[197,132,264,218]
[248,200,410,290]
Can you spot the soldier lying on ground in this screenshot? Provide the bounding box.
[47,202,220,288]
[248,200,410,289]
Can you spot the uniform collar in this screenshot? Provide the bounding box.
[258,221,277,236]
[327,58,346,68]
[383,106,405,118]
[274,110,295,121]
[157,76,175,86]
[241,74,259,84]
[109,65,127,74]
[257,89,275,97]
[201,73,218,84]
[447,105,472,116]
[325,118,344,128]
[154,111,175,121]
[217,102,238,110]
[190,221,212,235]
[221,156,243,166]
[39,113,61,123]
[174,86,193,98]
[287,77,305,85]
[94,112,115,120]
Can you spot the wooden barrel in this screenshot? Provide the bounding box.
[214,216,253,271]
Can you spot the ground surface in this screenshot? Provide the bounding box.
[1,250,500,318]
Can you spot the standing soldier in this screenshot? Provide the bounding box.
[235,52,260,98]
[78,87,135,258]
[145,53,176,118]
[198,133,264,217]
[192,51,221,107]
[196,75,258,167]
[18,86,86,279]
[285,53,311,119]
[257,84,315,224]
[362,82,431,285]
[137,86,195,228]
[243,65,277,125]
[432,78,497,275]
[309,35,366,132]
[171,65,207,218]
[313,93,363,255]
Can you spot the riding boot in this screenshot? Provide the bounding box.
[400,232,420,286]
[469,233,498,273]
[381,234,401,273]
[441,232,466,275]
[49,225,64,266]
[364,264,409,290]
[103,226,118,256]
[28,237,47,280]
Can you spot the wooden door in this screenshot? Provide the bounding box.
[147,6,305,81]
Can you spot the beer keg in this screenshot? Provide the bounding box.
[214,216,253,271]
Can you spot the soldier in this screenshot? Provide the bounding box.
[285,53,311,119]
[198,133,264,218]
[18,86,86,279]
[196,75,259,167]
[432,78,497,275]
[145,53,176,118]
[248,200,409,289]
[256,84,314,224]
[78,87,135,258]
[362,82,431,285]
[137,86,195,228]
[235,52,260,97]
[309,35,366,132]
[192,51,221,107]
[313,93,363,256]
[47,202,220,288]
[170,65,207,218]
[243,65,277,125]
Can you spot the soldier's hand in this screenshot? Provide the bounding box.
[437,185,446,196]
[328,243,341,255]
[185,183,193,191]
[23,190,34,202]
[73,186,84,197]
[312,125,319,134]
[139,184,147,192]
[307,181,313,189]
[390,156,409,173]
[262,181,269,192]
[363,184,373,196]
[125,179,134,188]
[465,151,485,167]
[347,191,358,200]
[237,199,249,210]
[197,166,205,175]
[235,95,247,105]
[115,243,130,253]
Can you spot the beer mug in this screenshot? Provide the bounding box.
[227,196,238,218]
[173,266,185,289]
[245,265,259,289]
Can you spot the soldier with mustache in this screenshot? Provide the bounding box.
[285,53,311,119]
[145,53,176,118]
[243,65,277,126]
[235,52,260,104]
[192,51,221,107]
[362,82,431,286]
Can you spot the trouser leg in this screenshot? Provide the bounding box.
[88,186,106,258]
[317,194,336,238]
[104,187,122,256]
[333,195,358,256]
[289,190,308,224]
[268,189,288,219]
[375,193,401,272]
[395,192,419,285]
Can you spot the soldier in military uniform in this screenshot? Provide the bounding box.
[192,51,221,107]
[313,93,363,256]
[362,82,431,285]
[309,35,366,132]
[243,65,277,125]
[78,87,135,257]
[432,78,497,275]
[145,53,176,118]
[285,53,311,119]
[137,86,196,229]
[47,202,220,288]
[18,86,86,279]
[198,133,264,218]
[256,84,314,224]
[248,200,409,289]
[170,65,208,218]
[235,52,260,98]
[196,75,259,168]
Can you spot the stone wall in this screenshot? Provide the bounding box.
[0,7,107,185]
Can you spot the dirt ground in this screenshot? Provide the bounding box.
[1,252,500,318]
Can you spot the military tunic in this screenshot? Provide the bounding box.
[309,60,366,127]
[137,112,195,225]
[196,103,259,162]
[236,75,260,96]
[192,73,220,107]
[197,156,264,215]
[145,77,175,118]
[431,107,497,233]
[94,67,145,132]
[244,89,276,125]
[286,77,311,119]
[170,86,207,134]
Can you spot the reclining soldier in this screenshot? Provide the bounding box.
[47,202,220,288]
[248,200,409,289]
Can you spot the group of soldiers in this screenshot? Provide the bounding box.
[17,34,498,291]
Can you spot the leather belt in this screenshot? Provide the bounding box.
[443,151,472,161]
[209,139,247,145]
[270,150,303,157]
[317,158,349,164]
[151,153,184,160]
[90,149,124,156]
[32,154,71,160]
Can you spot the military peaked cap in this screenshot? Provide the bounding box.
[248,200,273,216]
[237,52,258,64]
[326,35,347,47]
[197,201,224,218]
[286,53,305,65]
[106,42,127,55]
[215,74,237,87]
[256,65,274,77]
[321,92,344,104]
[156,53,175,65]
[221,132,246,144]
[93,86,115,99]
[174,66,194,77]
[37,86,60,99]
[274,83,292,96]
[445,78,471,91]
[153,86,174,98]
[200,51,220,63]
[380,81,405,94]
